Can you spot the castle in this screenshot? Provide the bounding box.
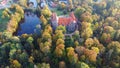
[51,12,77,32]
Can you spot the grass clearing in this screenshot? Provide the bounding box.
[0,9,9,32]
[51,8,69,16]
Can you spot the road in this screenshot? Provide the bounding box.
[0,4,10,9]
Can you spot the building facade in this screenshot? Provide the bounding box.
[51,12,77,32]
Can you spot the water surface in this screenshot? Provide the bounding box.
[16,13,41,36]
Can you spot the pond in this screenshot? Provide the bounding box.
[16,13,41,36]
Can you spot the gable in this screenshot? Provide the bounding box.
[51,12,77,26]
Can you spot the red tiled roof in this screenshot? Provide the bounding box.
[58,12,77,26]
[51,12,77,26]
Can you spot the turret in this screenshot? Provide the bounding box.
[51,13,58,30]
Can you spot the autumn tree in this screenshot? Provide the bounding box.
[53,30,64,41]
[105,41,120,68]
[91,47,99,54]
[103,26,115,38]
[5,4,24,34]
[39,42,51,55]
[39,25,52,56]
[18,0,27,7]
[81,22,91,30]
[59,2,66,10]
[85,38,94,48]
[45,24,53,34]
[56,38,65,45]
[42,31,51,41]
[54,43,65,57]
[84,49,98,63]
[28,56,34,63]
[41,5,52,19]
[114,30,120,42]
[0,32,12,42]
[56,25,66,33]
[59,61,66,68]
[15,4,24,18]
[75,61,90,68]
[2,8,10,19]
[80,22,93,40]
[68,0,73,11]
[54,26,65,57]
[100,33,111,44]
[74,41,79,47]
[80,11,93,23]
[81,27,93,40]
[75,46,85,57]
[40,15,48,28]
[67,47,78,64]
[11,60,21,68]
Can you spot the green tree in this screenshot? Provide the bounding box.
[106,41,120,68]
[114,30,120,42]
[37,63,50,68]
[26,37,34,43]
[75,61,90,68]
[72,30,80,40]
[74,7,86,19]
[19,51,29,64]
[56,25,66,33]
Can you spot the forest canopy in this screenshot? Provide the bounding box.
[0,0,120,68]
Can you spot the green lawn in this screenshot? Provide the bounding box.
[0,9,9,32]
[51,8,69,16]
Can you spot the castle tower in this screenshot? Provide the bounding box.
[51,13,58,30]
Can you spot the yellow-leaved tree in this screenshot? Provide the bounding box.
[12,60,21,68]
[41,5,52,19]
[18,0,28,7]
[40,15,48,28]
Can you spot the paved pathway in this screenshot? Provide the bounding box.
[0,4,10,9]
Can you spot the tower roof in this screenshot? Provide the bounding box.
[58,12,77,26]
[51,12,77,26]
